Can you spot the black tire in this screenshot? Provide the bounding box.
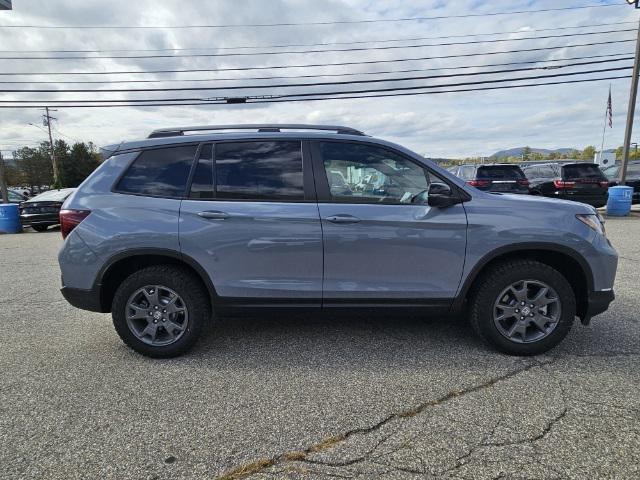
[112,265,210,358]
[32,225,49,232]
[469,259,575,356]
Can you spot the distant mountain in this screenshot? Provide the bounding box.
[491,147,578,159]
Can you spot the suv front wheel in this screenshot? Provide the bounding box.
[470,260,575,355]
[112,265,210,358]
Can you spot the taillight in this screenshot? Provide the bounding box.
[599,181,610,188]
[466,179,490,187]
[553,180,576,189]
[59,209,91,239]
[517,179,530,186]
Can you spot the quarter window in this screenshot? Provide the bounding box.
[215,141,303,200]
[116,145,197,197]
[320,142,439,204]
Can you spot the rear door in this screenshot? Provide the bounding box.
[179,140,323,303]
[312,140,467,305]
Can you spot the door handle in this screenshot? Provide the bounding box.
[325,214,361,224]
[198,210,230,220]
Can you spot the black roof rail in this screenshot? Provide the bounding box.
[148,124,365,138]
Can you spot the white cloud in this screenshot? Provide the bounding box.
[0,0,637,158]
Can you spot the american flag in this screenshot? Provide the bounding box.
[607,87,613,128]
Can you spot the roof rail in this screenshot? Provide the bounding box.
[147,124,365,138]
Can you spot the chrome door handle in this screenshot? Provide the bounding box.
[325,214,361,224]
[198,210,230,220]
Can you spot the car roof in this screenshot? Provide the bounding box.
[102,124,372,157]
[456,163,522,168]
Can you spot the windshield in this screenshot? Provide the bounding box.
[604,164,640,179]
[8,191,24,202]
[27,189,73,203]
[477,165,525,180]
[561,164,605,180]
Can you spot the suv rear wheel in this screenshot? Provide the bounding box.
[112,265,209,358]
[470,260,575,355]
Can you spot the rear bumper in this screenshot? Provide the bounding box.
[60,284,105,312]
[582,289,615,324]
[556,193,608,207]
[20,213,59,226]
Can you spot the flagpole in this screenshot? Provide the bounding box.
[599,85,610,163]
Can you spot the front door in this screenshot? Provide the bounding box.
[179,140,323,304]
[312,140,467,305]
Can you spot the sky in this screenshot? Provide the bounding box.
[0,0,638,158]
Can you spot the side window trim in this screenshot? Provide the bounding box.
[309,139,462,205]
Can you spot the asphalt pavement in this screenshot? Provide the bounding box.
[1,217,638,480]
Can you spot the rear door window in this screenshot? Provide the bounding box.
[215,141,303,200]
[562,164,605,180]
[460,166,475,180]
[538,165,557,178]
[116,145,197,197]
[476,165,525,180]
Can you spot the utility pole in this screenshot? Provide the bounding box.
[620,8,640,185]
[0,151,9,203]
[43,107,59,186]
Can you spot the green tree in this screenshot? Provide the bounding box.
[581,146,597,161]
[13,143,53,188]
[521,146,532,161]
[57,141,101,188]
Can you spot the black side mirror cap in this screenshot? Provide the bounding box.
[427,183,463,208]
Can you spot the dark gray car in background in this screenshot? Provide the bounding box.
[57,125,617,358]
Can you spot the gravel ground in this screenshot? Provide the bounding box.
[1,217,638,480]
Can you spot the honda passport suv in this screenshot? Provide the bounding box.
[58,124,617,358]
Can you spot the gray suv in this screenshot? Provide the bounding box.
[58,124,617,358]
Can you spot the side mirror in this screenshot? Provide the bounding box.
[427,183,461,208]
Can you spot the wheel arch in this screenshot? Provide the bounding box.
[453,243,593,320]
[96,248,217,313]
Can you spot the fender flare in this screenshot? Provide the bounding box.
[451,242,594,312]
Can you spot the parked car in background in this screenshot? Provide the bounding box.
[19,188,75,231]
[602,161,640,204]
[449,163,530,194]
[521,162,609,208]
[7,190,27,203]
[57,124,616,358]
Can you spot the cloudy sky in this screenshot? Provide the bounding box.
[0,0,638,158]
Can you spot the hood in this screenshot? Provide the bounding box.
[471,189,596,214]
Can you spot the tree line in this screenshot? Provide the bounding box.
[3,140,101,189]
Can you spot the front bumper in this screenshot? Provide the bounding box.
[582,289,615,325]
[60,284,104,312]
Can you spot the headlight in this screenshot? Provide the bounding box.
[576,213,605,235]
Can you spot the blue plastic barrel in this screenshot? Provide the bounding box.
[0,203,22,234]
[606,186,633,216]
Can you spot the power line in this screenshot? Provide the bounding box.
[1,28,634,60]
[2,58,632,94]
[0,75,630,109]
[2,65,633,105]
[1,21,635,54]
[0,38,634,76]
[0,53,631,85]
[0,3,621,29]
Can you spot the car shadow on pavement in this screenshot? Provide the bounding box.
[184,312,498,368]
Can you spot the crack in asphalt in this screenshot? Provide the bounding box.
[215,359,553,480]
